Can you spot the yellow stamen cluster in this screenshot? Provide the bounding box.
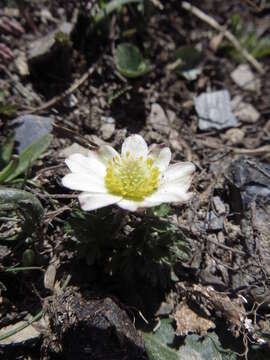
[105,152,160,201]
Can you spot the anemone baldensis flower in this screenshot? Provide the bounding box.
[62,134,195,211]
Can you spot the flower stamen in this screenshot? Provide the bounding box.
[105,155,160,201]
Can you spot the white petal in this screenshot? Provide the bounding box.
[65,153,106,178]
[62,173,106,193]
[154,147,171,172]
[78,192,122,211]
[121,134,148,159]
[97,145,119,165]
[164,162,195,183]
[117,199,140,211]
[140,189,193,208]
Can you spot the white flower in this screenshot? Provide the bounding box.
[62,134,195,212]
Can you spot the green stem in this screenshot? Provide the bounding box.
[93,0,142,24]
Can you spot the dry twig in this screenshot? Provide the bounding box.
[20,61,99,115]
[181,1,264,74]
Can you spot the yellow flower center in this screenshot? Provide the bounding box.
[105,151,160,201]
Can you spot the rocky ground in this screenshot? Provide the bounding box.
[0,0,270,359]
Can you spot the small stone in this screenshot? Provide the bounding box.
[59,143,89,158]
[166,109,176,125]
[100,117,115,140]
[195,90,238,130]
[233,101,260,123]
[207,211,224,231]
[14,51,29,76]
[3,8,20,17]
[40,8,57,24]
[169,129,183,152]
[28,22,73,63]
[0,245,11,263]
[231,64,260,92]
[155,301,174,316]
[224,128,245,145]
[100,123,115,140]
[212,196,226,215]
[149,103,170,134]
[13,115,53,153]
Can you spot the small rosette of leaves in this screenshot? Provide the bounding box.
[65,208,118,265]
[174,46,203,81]
[115,43,151,78]
[222,14,270,62]
[0,187,44,241]
[66,210,190,288]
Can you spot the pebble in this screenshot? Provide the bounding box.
[195,90,238,130]
[13,115,53,153]
[207,211,225,231]
[224,128,245,145]
[149,103,170,134]
[59,143,89,158]
[212,196,226,215]
[14,51,29,76]
[230,64,260,92]
[28,22,73,63]
[232,97,260,123]
[100,117,115,140]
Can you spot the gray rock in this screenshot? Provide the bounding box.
[13,115,53,153]
[212,196,226,215]
[195,90,238,131]
[207,211,225,231]
[233,101,260,123]
[227,156,270,211]
[59,143,89,158]
[223,128,245,145]
[231,64,261,92]
[100,117,115,140]
[149,103,170,134]
[100,123,115,140]
[28,22,73,63]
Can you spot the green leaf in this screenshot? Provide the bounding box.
[0,157,19,183]
[115,43,151,78]
[251,37,270,59]
[178,333,236,360]
[0,187,44,241]
[231,14,240,35]
[143,319,179,360]
[2,133,53,183]
[152,204,172,217]
[0,102,17,117]
[143,319,237,360]
[0,135,14,168]
[93,0,143,24]
[175,46,203,80]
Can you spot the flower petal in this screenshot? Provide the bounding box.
[140,189,193,208]
[62,173,106,193]
[163,162,195,183]
[97,145,120,165]
[121,134,148,159]
[79,192,122,211]
[65,153,106,178]
[117,199,140,211]
[151,146,171,172]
